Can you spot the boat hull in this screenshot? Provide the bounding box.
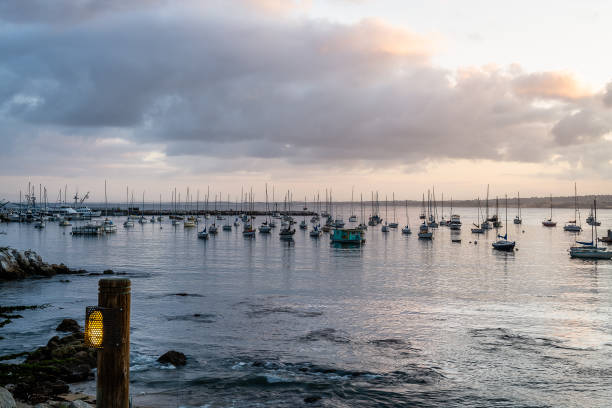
[492,240,515,251]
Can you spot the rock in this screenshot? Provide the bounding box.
[1,333,97,403]
[102,269,114,275]
[304,395,321,404]
[0,386,16,408]
[55,320,80,333]
[68,401,92,408]
[0,248,81,281]
[157,351,187,366]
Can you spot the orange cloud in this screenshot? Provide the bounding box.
[320,18,435,61]
[513,71,592,100]
[240,0,311,14]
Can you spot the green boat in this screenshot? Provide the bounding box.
[330,228,365,244]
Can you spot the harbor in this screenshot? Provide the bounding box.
[2,203,612,407]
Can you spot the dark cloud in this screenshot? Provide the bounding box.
[604,82,612,107]
[0,1,611,180]
[552,109,612,146]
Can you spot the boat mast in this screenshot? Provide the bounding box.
[486,184,489,220]
[550,193,553,220]
[574,182,577,223]
[104,180,108,218]
[505,194,508,238]
[591,199,597,248]
[351,186,354,216]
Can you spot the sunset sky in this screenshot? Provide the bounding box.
[1,0,611,202]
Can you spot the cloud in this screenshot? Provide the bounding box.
[552,108,612,146]
[604,82,612,107]
[0,0,612,190]
[512,71,593,101]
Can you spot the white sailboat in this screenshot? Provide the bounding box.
[471,198,485,234]
[260,184,272,233]
[299,196,308,230]
[513,192,522,224]
[542,194,557,227]
[389,192,398,228]
[449,198,461,230]
[401,200,411,234]
[357,193,368,230]
[569,199,612,259]
[349,186,357,222]
[439,193,448,226]
[123,187,134,228]
[563,183,582,232]
[492,195,515,251]
[481,185,492,230]
[222,193,232,231]
[381,195,390,232]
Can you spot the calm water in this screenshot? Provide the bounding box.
[1,206,612,407]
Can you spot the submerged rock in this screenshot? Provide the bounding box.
[304,396,321,404]
[157,351,187,366]
[0,386,16,408]
[56,319,81,333]
[0,248,81,281]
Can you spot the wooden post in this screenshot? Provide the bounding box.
[97,278,131,408]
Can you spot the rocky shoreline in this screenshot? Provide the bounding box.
[0,247,85,281]
[0,320,97,406]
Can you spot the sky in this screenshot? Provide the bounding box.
[1,0,612,203]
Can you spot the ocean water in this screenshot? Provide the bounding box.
[1,205,612,407]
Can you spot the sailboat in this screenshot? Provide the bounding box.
[564,183,581,232]
[241,188,255,236]
[138,192,148,224]
[197,193,208,239]
[481,185,492,229]
[401,200,411,234]
[586,200,601,226]
[449,197,461,230]
[368,191,382,225]
[157,194,164,222]
[427,189,438,228]
[299,196,308,230]
[419,194,426,219]
[542,194,557,227]
[357,193,368,230]
[492,197,502,228]
[492,195,515,251]
[418,221,432,239]
[259,184,272,233]
[389,192,398,228]
[349,186,357,222]
[381,196,390,232]
[222,194,232,231]
[123,187,134,228]
[513,192,522,224]
[471,198,485,234]
[569,199,612,259]
[439,193,448,226]
[103,181,117,233]
[279,190,296,237]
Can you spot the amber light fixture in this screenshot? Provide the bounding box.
[85,306,119,349]
[85,307,104,348]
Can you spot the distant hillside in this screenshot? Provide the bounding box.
[394,195,612,209]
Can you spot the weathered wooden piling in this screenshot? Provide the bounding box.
[97,278,131,408]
